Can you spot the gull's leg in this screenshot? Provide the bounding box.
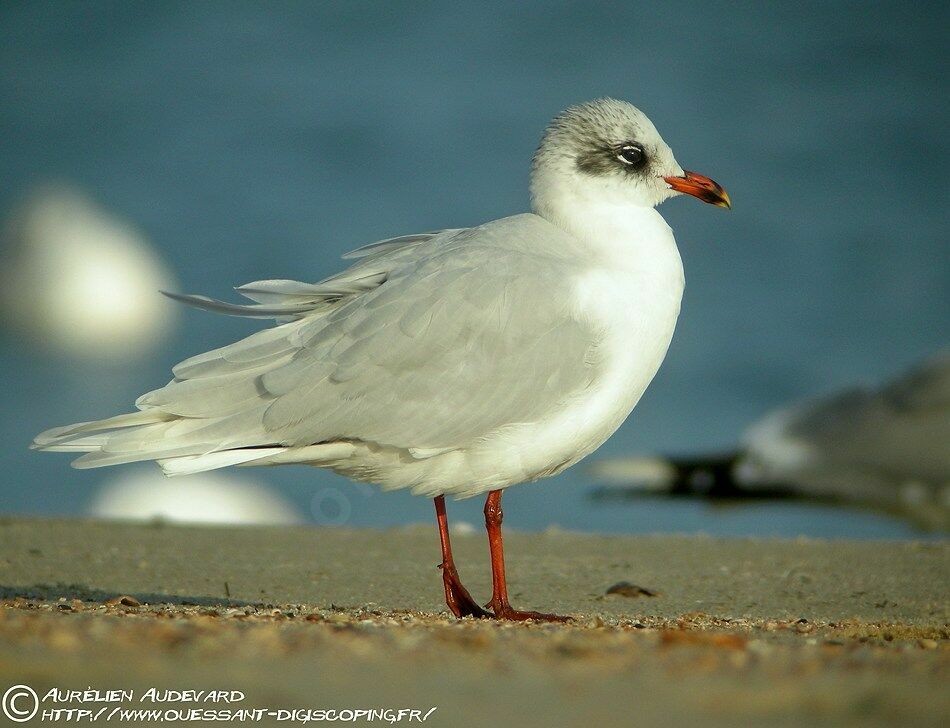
[483,490,571,622]
[434,495,491,618]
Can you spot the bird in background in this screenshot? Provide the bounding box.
[33,98,730,621]
[591,353,950,532]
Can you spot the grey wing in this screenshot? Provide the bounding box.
[256,245,597,450]
[41,219,598,467]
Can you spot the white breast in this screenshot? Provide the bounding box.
[460,205,685,492]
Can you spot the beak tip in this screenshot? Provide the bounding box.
[665,170,731,210]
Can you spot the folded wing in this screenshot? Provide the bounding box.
[33,216,598,475]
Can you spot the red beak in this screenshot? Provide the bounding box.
[663,170,731,209]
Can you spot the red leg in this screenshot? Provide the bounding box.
[483,490,571,622]
[434,496,491,619]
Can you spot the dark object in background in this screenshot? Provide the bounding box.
[591,354,950,531]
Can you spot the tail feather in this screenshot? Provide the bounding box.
[71,443,217,469]
[34,435,110,452]
[32,409,220,469]
[32,410,174,450]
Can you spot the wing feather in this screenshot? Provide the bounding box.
[35,215,598,470]
[256,221,597,449]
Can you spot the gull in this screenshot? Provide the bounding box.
[33,98,730,621]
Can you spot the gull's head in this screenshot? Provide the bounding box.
[530,98,730,219]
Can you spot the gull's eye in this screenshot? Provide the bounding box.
[617,144,645,167]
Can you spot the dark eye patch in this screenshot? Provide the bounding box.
[576,141,648,176]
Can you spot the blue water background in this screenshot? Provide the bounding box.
[1,2,947,538]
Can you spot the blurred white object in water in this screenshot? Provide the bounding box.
[89,469,304,525]
[1,186,176,359]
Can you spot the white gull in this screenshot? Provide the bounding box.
[34,98,730,620]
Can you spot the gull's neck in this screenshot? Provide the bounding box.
[533,186,682,277]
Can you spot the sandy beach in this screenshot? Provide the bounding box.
[1,517,947,727]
